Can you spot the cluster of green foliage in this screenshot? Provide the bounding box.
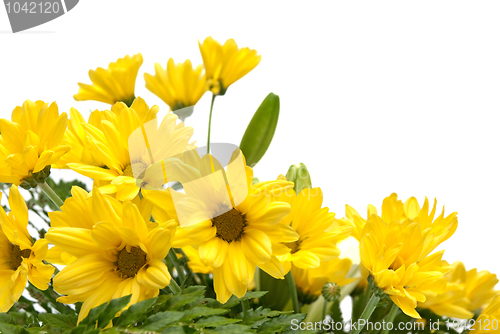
[0,287,309,334]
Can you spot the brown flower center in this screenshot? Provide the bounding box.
[10,244,31,270]
[123,163,148,179]
[212,208,245,243]
[117,246,147,279]
[284,240,301,254]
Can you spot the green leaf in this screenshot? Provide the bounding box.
[79,301,108,327]
[259,271,290,311]
[205,324,253,333]
[240,93,280,167]
[38,313,77,329]
[195,316,241,328]
[37,177,88,211]
[236,306,286,328]
[180,307,229,321]
[141,311,185,331]
[0,323,29,334]
[97,295,131,328]
[257,313,307,334]
[114,296,158,327]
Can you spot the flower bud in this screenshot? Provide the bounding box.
[322,282,341,302]
[285,163,312,194]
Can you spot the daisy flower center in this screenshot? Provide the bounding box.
[9,244,31,270]
[284,240,301,254]
[117,246,147,279]
[212,208,245,243]
[123,163,148,179]
[123,165,135,177]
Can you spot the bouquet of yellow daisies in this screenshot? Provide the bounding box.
[0,37,497,334]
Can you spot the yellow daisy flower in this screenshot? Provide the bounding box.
[57,97,159,168]
[358,193,458,318]
[67,98,193,201]
[0,100,70,188]
[144,59,207,111]
[419,261,499,319]
[45,188,177,323]
[471,294,500,333]
[273,177,352,271]
[0,185,54,312]
[144,152,299,303]
[198,37,261,95]
[74,54,143,107]
[292,258,356,304]
[45,185,153,266]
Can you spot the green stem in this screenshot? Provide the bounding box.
[168,249,186,284]
[206,94,216,154]
[38,182,64,210]
[322,298,328,320]
[381,302,399,334]
[349,294,380,334]
[241,299,250,313]
[168,277,182,295]
[285,271,300,313]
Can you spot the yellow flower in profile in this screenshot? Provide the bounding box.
[198,37,261,95]
[292,258,356,304]
[471,294,500,333]
[0,100,70,188]
[45,189,176,323]
[273,178,352,272]
[74,54,143,107]
[144,59,207,111]
[57,97,159,168]
[183,246,212,275]
[145,152,299,303]
[419,261,499,319]
[67,98,193,201]
[0,185,54,312]
[359,193,458,318]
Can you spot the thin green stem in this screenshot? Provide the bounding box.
[206,94,216,154]
[241,299,250,313]
[349,294,380,334]
[168,249,186,283]
[168,277,182,295]
[38,182,63,210]
[285,271,300,313]
[381,302,399,334]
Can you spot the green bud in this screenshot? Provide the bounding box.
[322,282,341,302]
[285,163,312,194]
[19,165,52,190]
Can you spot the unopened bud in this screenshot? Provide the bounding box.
[322,282,341,302]
[285,163,312,194]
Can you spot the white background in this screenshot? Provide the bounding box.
[1,1,500,276]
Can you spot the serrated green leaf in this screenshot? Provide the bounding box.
[38,313,77,329]
[236,306,286,328]
[205,323,253,334]
[96,295,131,328]
[257,313,307,334]
[141,311,184,331]
[240,93,280,167]
[115,296,157,327]
[0,323,29,334]
[79,301,108,326]
[181,307,229,321]
[195,316,241,328]
[163,289,205,311]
